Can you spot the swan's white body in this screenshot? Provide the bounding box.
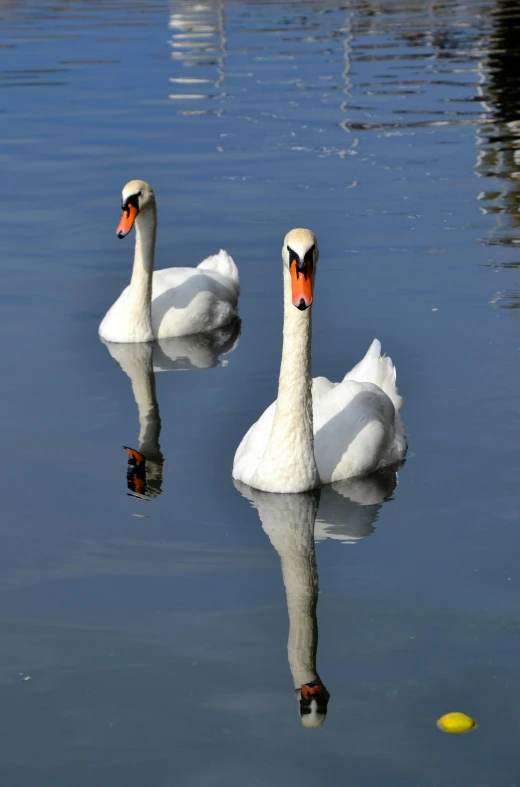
[99,181,240,343]
[234,339,406,491]
[232,229,407,493]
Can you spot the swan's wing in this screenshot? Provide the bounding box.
[151,266,211,295]
[197,249,240,290]
[312,375,337,402]
[313,379,401,484]
[152,249,239,292]
[343,338,402,412]
[150,267,238,337]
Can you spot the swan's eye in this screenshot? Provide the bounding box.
[287,244,314,271]
[122,192,140,214]
[303,245,314,273]
[287,245,299,268]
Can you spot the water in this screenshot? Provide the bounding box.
[2,0,520,783]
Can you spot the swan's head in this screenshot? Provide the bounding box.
[297,681,330,728]
[117,180,155,239]
[282,228,319,311]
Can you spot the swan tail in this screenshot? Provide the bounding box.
[197,250,240,287]
[343,338,403,411]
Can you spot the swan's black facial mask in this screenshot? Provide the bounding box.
[117,193,140,238]
[288,244,314,310]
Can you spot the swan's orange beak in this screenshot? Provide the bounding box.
[117,204,138,238]
[290,258,313,310]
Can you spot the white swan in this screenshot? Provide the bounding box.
[232,228,407,493]
[99,180,240,343]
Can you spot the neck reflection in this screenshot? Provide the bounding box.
[103,318,241,499]
[235,469,397,727]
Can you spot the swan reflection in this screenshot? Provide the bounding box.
[235,470,396,727]
[103,319,240,498]
[315,472,396,545]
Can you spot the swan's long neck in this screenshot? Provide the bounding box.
[255,267,319,493]
[126,204,157,341]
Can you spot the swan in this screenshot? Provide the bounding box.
[235,471,396,726]
[99,180,240,343]
[232,228,407,493]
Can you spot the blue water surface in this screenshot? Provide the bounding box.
[2,0,520,784]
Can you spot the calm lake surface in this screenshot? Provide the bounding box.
[2,0,520,784]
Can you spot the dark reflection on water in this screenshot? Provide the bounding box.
[474,0,520,304]
[3,0,520,785]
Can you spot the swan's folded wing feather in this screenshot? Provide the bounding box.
[313,380,398,483]
[150,266,238,337]
[343,338,402,412]
[197,250,240,291]
[151,266,211,295]
[151,265,238,303]
[312,375,337,402]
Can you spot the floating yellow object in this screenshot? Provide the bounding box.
[436,712,477,733]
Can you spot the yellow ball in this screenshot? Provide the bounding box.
[436,712,477,733]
